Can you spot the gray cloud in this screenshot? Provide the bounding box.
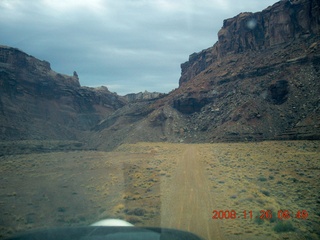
[0,0,277,95]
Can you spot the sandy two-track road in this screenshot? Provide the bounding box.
[161,145,224,239]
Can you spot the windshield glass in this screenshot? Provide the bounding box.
[0,0,319,240]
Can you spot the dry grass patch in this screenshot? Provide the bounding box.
[0,141,319,240]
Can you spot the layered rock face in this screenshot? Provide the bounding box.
[217,0,319,55]
[179,0,320,86]
[0,46,126,140]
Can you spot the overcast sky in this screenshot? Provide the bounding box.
[0,0,277,95]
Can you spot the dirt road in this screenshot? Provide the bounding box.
[161,145,225,240]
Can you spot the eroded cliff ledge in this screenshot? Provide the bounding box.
[179,0,320,86]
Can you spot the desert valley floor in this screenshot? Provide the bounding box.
[0,141,319,240]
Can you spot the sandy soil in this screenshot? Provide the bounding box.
[160,145,224,239]
[0,141,319,240]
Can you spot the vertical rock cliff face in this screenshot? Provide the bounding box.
[179,0,320,86]
[217,0,319,55]
[0,46,126,140]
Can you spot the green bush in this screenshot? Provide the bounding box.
[257,176,268,182]
[260,189,270,196]
[273,221,295,233]
[254,210,264,225]
[254,216,264,225]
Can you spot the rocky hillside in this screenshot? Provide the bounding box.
[1,0,319,151]
[90,0,320,150]
[0,45,126,141]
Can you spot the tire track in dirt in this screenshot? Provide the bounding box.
[161,145,225,240]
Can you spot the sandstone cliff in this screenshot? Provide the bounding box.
[179,0,320,86]
[0,46,126,141]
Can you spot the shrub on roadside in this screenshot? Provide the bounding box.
[273,221,295,233]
